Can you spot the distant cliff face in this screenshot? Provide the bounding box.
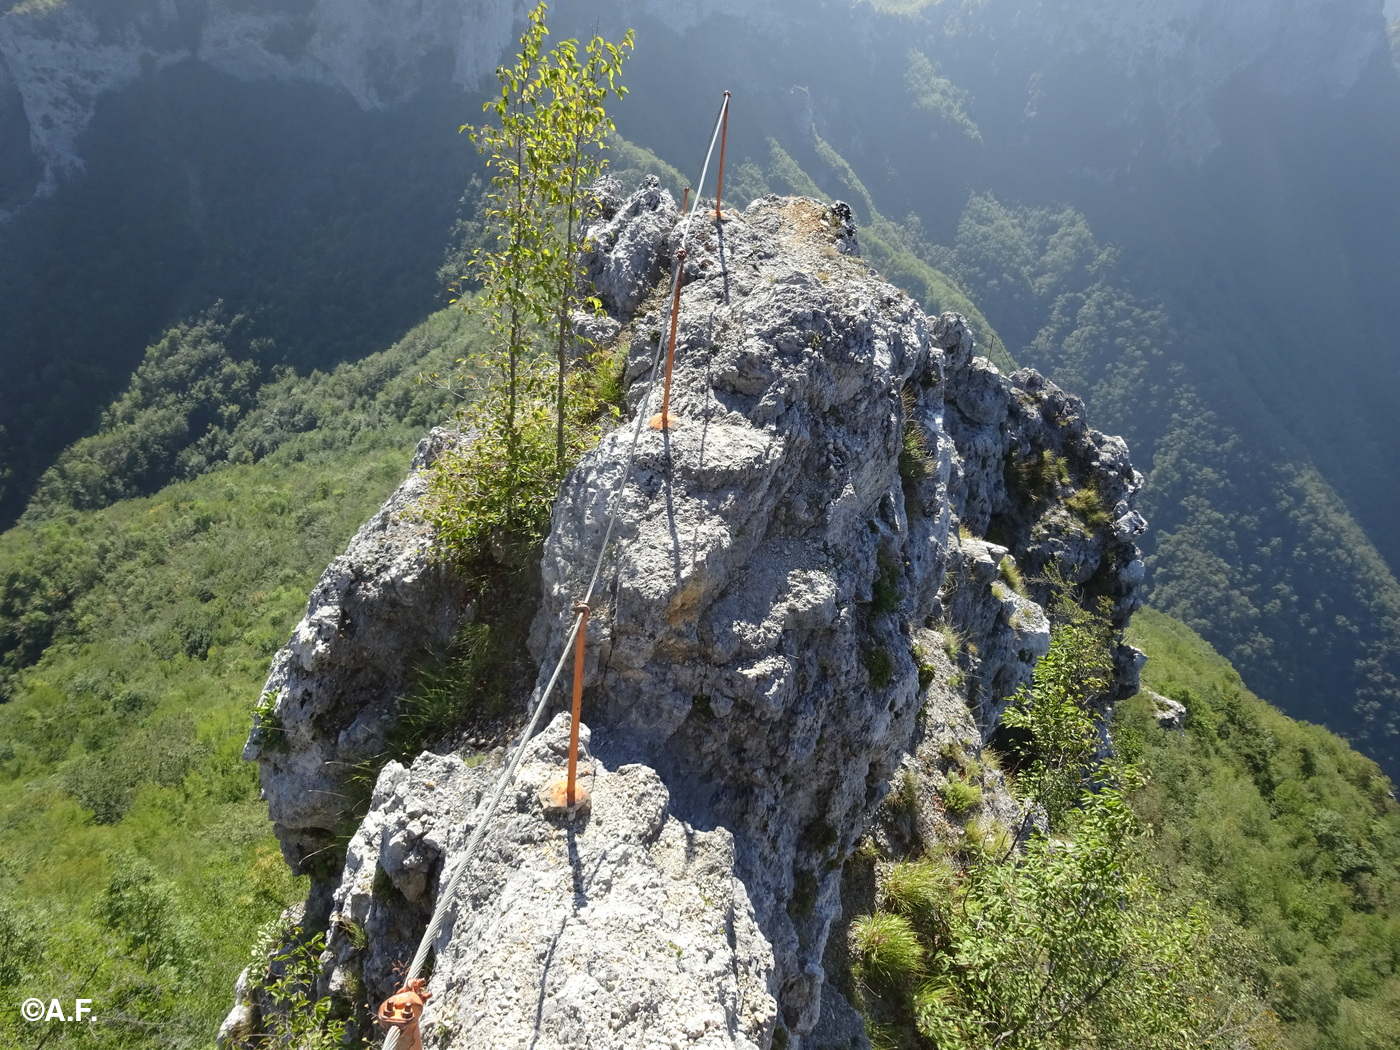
[0,0,519,196]
[0,0,1386,201]
[1027,0,1386,160]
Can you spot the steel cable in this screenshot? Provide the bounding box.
[381,92,732,1049]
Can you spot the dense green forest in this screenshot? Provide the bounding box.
[0,308,474,1047]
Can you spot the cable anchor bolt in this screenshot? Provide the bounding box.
[378,979,431,1050]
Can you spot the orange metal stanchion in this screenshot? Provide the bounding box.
[648,246,687,431]
[565,602,589,806]
[541,603,592,817]
[715,91,731,221]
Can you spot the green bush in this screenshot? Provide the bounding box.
[863,646,895,688]
[62,713,207,824]
[856,785,1280,1050]
[999,598,1114,828]
[96,857,189,972]
[872,550,902,613]
[254,927,363,1049]
[0,896,40,989]
[911,643,936,689]
[425,381,561,569]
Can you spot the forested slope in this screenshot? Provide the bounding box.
[0,63,477,527]
[1119,609,1400,1050]
[0,308,476,1047]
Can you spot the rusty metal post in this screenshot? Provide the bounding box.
[649,247,687,431]
[566,602,589,806]
[715,92,731,221]
[541,604,593,817]
[682,185,690,215]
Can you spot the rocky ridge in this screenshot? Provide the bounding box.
[230,183,1145,1049]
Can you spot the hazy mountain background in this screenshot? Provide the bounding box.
[3,0,1398,780]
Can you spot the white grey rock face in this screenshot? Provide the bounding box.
[529,190,1143,1042]
[233,186,1146,1050]
[244,428,472,875]
[1148,690,1187,731]
[937,322,1146,710]
[317,713,777,1050]
[581,174,679,320]
[534,192,951,1041]
[0,0,519,194]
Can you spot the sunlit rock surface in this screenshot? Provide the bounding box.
[230,185,1145,1049]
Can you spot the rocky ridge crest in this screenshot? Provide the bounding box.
[230,184,1145,1049]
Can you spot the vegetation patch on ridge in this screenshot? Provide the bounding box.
[846,601,1281,1049]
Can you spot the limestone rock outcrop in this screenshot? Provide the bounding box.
[526,190,1143,1045]
[319,713,777,1049]
[229,184,1146,1050]
[243,428,471,876]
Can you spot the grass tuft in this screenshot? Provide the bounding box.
[880,859,956,933]
[941,775,982,817]
[852,911,925,989]
[997,555,1026,596]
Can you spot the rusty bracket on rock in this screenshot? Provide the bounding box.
[378,978,431,1050]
